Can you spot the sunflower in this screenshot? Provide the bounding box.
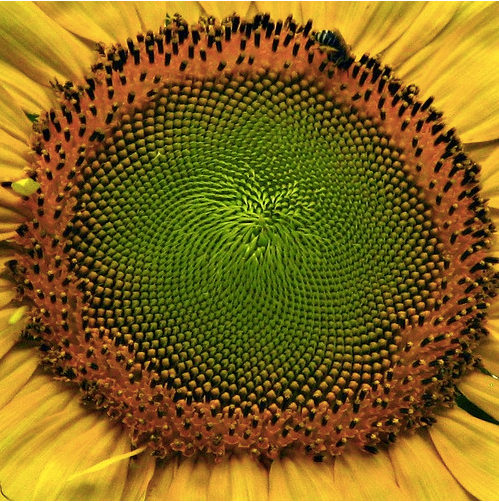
[0,1,498,500]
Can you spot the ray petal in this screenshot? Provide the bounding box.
[269,454,337,501]
[37,1,146,46]
[144,456,179,501]
[429,406,499,501]
[397,3,499,143]
[476,319,499,377]
[0,2,95,84]
[458,370,499,421]
[165,455,212,501]
[389,429,471,500]
[333,447,410,501]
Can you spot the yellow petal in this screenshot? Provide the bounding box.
[481,145,499,209]
[333,447,411,500]
[0,81,32,143]
[269,454,336,500]
[476,319,499,377]
[389,429,471,500]
[0,346,39,409]
[0,143,28,180]
[0,369,130,500]
[145,455,179,501]
[464,141,499,168]
[197,1,253,22]
[0,61,54,116]
[206,452,269,500]
[397,3,499,143]
[166,454,212,500]
[367,3,460,67]
[458,371,499,421]
[253,1,305,25]
[122,451,157,501]
[0,304,28,358]
[229,452,269,500]
[429,406,499,501]
[37,1,146,46]
[0,2,94,85]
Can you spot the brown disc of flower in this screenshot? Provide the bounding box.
[7,13,497,461]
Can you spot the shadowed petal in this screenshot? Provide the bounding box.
[459,371,499,421]
[0,3,95,84]
[389,429,471,500]
[429,407,499,501]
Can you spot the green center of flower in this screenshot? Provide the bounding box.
[70,73,443,411]
[7,13,497,461]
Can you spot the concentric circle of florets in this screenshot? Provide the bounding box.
[6,13,498,461]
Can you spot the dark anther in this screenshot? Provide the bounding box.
[147,48,155,64]
[411,102,421,116]
[272,37,279,52]
[292,42,300,56]
[164,53,171,66]
[359,71,369,86]
[421,96,434,111]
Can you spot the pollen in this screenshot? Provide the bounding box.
[7,13,497,461]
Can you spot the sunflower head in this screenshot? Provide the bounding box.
[1,8,498,496]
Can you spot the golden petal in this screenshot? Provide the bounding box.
[165,455,212,501]
[0,61,54,117]
[0,346,38,409]
[0,204,24,240]
[397,3,499,143]
[145,456,180,501]
[363,2,460,66]
[205,452,269,500]
[198,1,254,21]
[228,453,269,501]
[429,406,499,501]
[0,82,33,143]
[476,319,499,376]
[458,371,499,421]
[0,283,15,310]
[252,1,305,25]
[0,2,95,84]
[37,1,148,46]
[333,447,411,500]
[269,454,336,500]
[389,429,470,500]
[0,304,28,358]
[0,370,131,500]
[121,451,157,501]
[464,141,499,168]
[481,145,499,209]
